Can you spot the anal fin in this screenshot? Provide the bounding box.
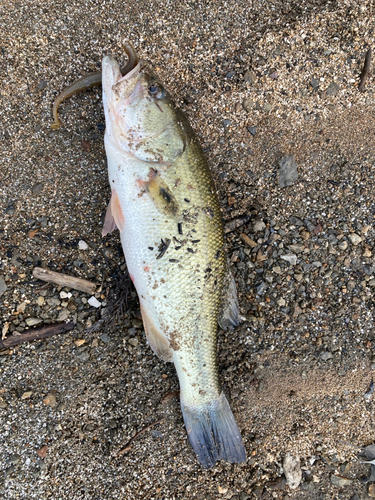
[140,304,173,362]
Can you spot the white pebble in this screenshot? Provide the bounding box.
[88,296,101,308]
[283,452,302,489]
[78,240,89,250]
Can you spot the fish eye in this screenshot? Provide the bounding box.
[148,83,165,99]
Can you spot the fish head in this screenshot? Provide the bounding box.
[102,55,188,164]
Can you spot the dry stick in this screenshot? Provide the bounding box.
[0,322,75,349]
[116,418,164,456]
[359,48,372,92]
[33,267,97,294]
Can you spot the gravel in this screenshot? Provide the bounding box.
[1,0,375,499]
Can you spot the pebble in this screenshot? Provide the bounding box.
[320,351,333,361]
[280,254,297,265]
[277,298,286,306]
[32,183,44,195]
[240,233,257,248]
[326,82,340,96]
[338,240,348,250]
[100,333,111,343]
[25,317,43,327]
[57,309,69,322]
[253,221,266,231]
[21,391,33,399]
[369,484,375,497]
[37,296,45,306]
[78,240,89,250]
[330,475,352,487]
[43,393,57,407]
[0,275,7,297]
[247,126,257,136]
[244,70,256,85]
[283,453,302,489]
[278,156,299,188]
[348,233,362,245]
[88,296,101,308]
[128,338,139,347]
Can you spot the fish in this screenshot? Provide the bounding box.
[52,43,246,468]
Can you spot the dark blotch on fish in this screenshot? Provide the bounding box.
[178,222,183,235]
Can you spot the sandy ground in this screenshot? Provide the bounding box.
[1,0,375,498]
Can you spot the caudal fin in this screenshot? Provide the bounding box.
[181,392,246,468]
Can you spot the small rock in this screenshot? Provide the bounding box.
[223,119,231,127]
[253,221,266,231]
[38,80,47,89]
[81,140,91,152]
[348,233,362,246]
[77,351,89,361]
[338,240,348,250]
[242,98,253,112]
[0,275,7,297]
[330,475,353,487]
[43,393,57,407]
[263,102,272,112]
[283,453,302,489]
[57,309,69,322]
[311,78,320,89]
[277,298,286,306]
[21,391,33,399]
[244,70,257,85]
[36,445,48,458]
[37,296,45,306]
[78,240,89,250]
[292,304,303,317]
[218,485,228,495]
[100,332,111,344]
[128,338,139,347]
[278,155,298,187]
[369,484,375,498]
[25,317,43,327]
[364,245,372,257]
[281,254,297,265]
[247,126,257,136]
[32,183,44,195]
[320,351,333,361]
[326,82,340,96]
[88,296,101,308]
[365,445,375,460]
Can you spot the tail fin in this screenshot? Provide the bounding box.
[181,392,246,468]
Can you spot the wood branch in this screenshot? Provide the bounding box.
[0,322,75,349]
[33,267,97,294]
[359,48,372,92]
[116,418,164,456]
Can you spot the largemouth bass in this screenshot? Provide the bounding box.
[52,44,246,468]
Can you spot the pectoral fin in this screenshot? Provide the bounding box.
[102,188,125,236]
[139,169,180,218]
[140,304,173,362]
[218,268,240,330]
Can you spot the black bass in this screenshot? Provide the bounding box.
[52,44,246,468]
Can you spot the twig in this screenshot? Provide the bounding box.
[33,267,97,294]
[0,322,75,349]
[160,390,180,403]
[116,418,164,456]
[359,48,372,92]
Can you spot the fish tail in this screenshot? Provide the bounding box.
[181,392,246,468]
